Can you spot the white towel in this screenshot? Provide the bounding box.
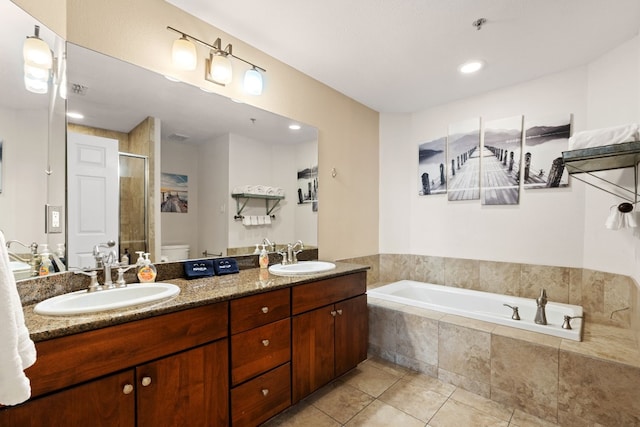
[0,231,36,406]
[250,215,259,225]
[265,215,272,225]
[242,216,251,226]
[568,124,639,150]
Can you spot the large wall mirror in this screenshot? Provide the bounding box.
[2,0,318,279]
[0,0,66,280]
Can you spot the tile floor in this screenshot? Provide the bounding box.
[262,357,561,427]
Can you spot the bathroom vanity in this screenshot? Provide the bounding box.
[0,264,368,427]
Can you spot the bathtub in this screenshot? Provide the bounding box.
[367,280,583,341]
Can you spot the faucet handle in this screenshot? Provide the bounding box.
[561,315,583,330]
[503,304,521,320]
[116,265,137,287]
[72,269,102,292]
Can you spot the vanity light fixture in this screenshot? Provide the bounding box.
[244,67,263,95]
[171,34,197,70]
[23,25,53,94]
[167,26,266,90]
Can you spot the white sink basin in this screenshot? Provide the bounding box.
[34,283,180,316]
[269,261,336,276]
[10,261,32,280]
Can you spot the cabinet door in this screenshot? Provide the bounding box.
[335,294,368,377]
[137,339,229,427]
[0,370,135,427]
[292,306,335,403]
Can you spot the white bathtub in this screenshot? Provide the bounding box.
[367,280,583,341]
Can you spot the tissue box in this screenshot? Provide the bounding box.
[183,259,215,279]
[213,258,239,275]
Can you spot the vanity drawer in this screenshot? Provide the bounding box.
[231,318,291,385]
[292,272,366,314]
[230,288,290,334]
[231,363,291,427]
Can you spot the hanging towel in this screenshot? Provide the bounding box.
[265,215,272,225]
[0,231,36,406]
[568,124,640,150]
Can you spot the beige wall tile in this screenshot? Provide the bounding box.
[490,335,559,421]
[450,388,513,422]
[397,311,439,367]
[581,269,633,328]
[368,304,399,356]
[411,255,445,284]
[444,257,480,289]
[568,267,583,306]
[520,264,570,303]
[438,322,491,385]
[479,260,521,295]
[341,254,380,285]
[437,368,490,398]
[558,350,640,426]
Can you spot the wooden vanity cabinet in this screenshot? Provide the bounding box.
[291,272,368,403]
[229,288,292,426]
[0,303,230,427]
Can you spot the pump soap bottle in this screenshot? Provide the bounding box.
[259,245,269,269]
[137,253,157,283]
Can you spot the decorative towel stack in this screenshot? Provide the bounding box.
[232,185,285,197]
[568,124,640,150]
[242,215,273,226]
[0,231,37,406]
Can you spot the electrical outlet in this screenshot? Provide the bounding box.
[46,205,62,233]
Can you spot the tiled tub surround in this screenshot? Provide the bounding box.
[340,254,640,426]
[367,280,583,341]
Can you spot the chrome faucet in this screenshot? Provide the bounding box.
[534,289,548,325]
[279,240,304,265]
[263,237,276,252]
[6,240,39,276]
[93,240,118,289]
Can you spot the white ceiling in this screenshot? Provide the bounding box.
[166,0,640,113]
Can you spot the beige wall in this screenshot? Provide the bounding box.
[18,0,380,261]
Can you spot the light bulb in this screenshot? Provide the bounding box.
[459,60,484,74]
[172,35,197,71]
[23,26,52,69]
[243,68,263,95]
[209,53,232,85]
[24,74,48,94]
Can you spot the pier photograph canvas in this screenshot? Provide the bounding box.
[418,136,447,196]
[160,172,189,213]
[481,116,523,205]
[523,113,572,189]
[447,118,481,201]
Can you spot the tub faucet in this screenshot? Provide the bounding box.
[534,289,547,325]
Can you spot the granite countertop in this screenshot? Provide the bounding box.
[24,262,368,342]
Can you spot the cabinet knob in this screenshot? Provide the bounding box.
[262,339,270,347]
[261,389,269,397]
[122,384,134,395]
[330,310,337,317]
[141,376,152,387]
[261,306,269,314]
[337,309,343,315]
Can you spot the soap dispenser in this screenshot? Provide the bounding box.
[137,253,157,283]
[135,251,145,267]
[38,244,52,276]
[259,245,269,269]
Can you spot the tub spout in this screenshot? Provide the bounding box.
[534,289,547,325]
[503,304,520,320]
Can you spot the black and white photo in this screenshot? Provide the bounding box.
[523,114,572,189]
[482,116,523,205]
[447,118,481,201]
[418,136,447,196]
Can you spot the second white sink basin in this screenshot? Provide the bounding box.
[269,261,336,276]
[34,283,180,316]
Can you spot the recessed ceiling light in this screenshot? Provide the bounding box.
[459,60,484,74]
[66,111,84,119]
[289,124,301,130]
